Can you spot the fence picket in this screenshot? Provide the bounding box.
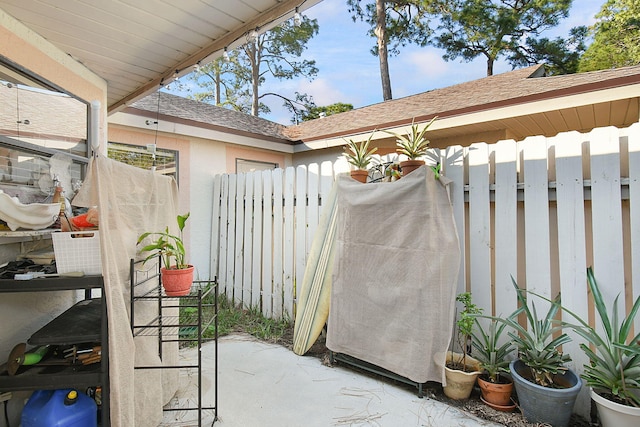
[444,145,466,296]
[307,163,319,258]
[283,167,295,317]
[210,174,222,281]
[628,123,640,333]
[295,166,308,314]
[493,139,518,318]
[251,172,263,309]
[262,170,274,317]
[226,174,237,303]
[272,168,284,319]
[233,174,245,306]
[522,136,552,311]
[468,142,492,314]
[589,127,625,322]
[554,131,590,416]
[218,174,229,294]
[242,172,254,309]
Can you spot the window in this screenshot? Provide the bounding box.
[108,142,178,181]
[236,159,277,173]
[0,59,89,204]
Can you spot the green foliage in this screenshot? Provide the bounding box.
[452,292,482,371]
[510,26,588,75]
[179,15,319,117]
[386,117,435,160]
[579,0,640,71]
[471,318,514,383]
[343,133,378,170]
[347,0,432,57]
[558,267,640,407]
[300,102,354,121]
[137,213,190,270]
[423,0,573,76]
[216,294,291,342]
[483,277,572,387]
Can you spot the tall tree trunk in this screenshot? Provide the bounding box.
[375,0,392,100]
[487,57,494,76]
[215,68,221,106]
[248,42,260,116]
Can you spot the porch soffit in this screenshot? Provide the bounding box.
[0,0,320,113]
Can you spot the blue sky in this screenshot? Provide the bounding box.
[171,0,604,125]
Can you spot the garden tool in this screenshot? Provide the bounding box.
[7,343,49,375]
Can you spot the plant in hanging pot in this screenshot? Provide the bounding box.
[137,212,194,296]
[486,277,581,427]
[343,133,377,183]
[440,292,483,400]
[471,318,516,411]
[557,267,640,427]
[386,116,436,176]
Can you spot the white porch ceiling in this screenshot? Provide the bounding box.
[0,0,320,113]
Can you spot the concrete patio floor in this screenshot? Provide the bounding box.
[161,333,502,427]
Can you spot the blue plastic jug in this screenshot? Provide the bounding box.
[21,389,97,427]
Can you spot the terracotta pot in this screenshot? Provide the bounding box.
[438,352,482,400]
[478,375,514,410]
[161,265,194,296]
[400,160,425,176]
[349,169,369,183]
[591,388,640,427]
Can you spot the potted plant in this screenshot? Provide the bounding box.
[137,212,194,296]
[486,278,581,427]
[386,116,436,176]
[440,292,483,400]
[343,133,377,183]
[558,267,640,427]
[471,318,516,411]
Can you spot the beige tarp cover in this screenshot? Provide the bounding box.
[326,166,460,384]
[74,155,180,427]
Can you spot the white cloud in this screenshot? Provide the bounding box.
[296,78,347,106]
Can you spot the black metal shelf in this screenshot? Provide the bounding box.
[0,275,109,426]
[130,257,217,427]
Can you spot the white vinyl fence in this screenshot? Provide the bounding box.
[211,124,640,409]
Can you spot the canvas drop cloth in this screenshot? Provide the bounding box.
[73,155,180,427]
[326,166,461,384]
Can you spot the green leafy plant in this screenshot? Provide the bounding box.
[471,318,515,383]
[137,212,190,270]
[559,267,640,407]
[484,277,572,387]
[451,292,483,371]
[343,133,377,170]
[387,116,436,160]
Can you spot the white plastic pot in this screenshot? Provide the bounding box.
[591,388,640,427]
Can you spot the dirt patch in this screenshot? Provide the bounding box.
[272,329,595,427]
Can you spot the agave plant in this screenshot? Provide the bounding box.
[343,133,377,170]
[559,267,640,407]
[471,318,515,383]
[386,116,436,160]
[483,277,572,387]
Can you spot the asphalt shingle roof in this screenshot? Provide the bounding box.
[287,64,640,142]
[129,92,291,142]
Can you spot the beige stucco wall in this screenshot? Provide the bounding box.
[0,8,107,406]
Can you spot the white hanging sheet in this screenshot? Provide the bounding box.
[326,166,460,384]
[73,156,180,426]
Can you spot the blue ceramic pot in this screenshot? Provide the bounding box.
[510,359,582,427]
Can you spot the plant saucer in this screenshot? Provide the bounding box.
[480,395,517,412]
